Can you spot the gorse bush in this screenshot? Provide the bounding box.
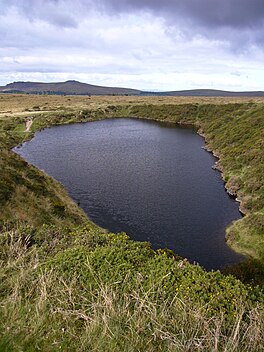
[0,225,263,351]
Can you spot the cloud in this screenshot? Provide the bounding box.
[2,1,264,30]
[97,0,264,47]
[0,0,78,28]
[1,0,264,48]
[100,0,264,28]
[0,0,264,90]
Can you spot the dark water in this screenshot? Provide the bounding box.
[14,118,244,269]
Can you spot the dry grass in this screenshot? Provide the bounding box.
[1,93,264,118]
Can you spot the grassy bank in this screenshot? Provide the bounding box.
[0,95,263,350]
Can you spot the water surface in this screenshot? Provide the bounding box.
[15,118,244,269]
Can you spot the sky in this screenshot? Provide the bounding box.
[1,0,264,91]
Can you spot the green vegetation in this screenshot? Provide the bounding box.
[1,224,263,351]
[0,95,263,350]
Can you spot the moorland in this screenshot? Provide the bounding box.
[0,94,263,351]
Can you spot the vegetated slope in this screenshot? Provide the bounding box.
[1,223,263,351]
[0,80,141,95]
[0,100,263,351]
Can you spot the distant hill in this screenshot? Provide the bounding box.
[0,80,264,97]
[148,89,264,97]
[0,80,141,96]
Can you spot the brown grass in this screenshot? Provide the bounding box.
[1,93,264,118]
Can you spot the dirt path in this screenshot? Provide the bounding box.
[25,117,33,132]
